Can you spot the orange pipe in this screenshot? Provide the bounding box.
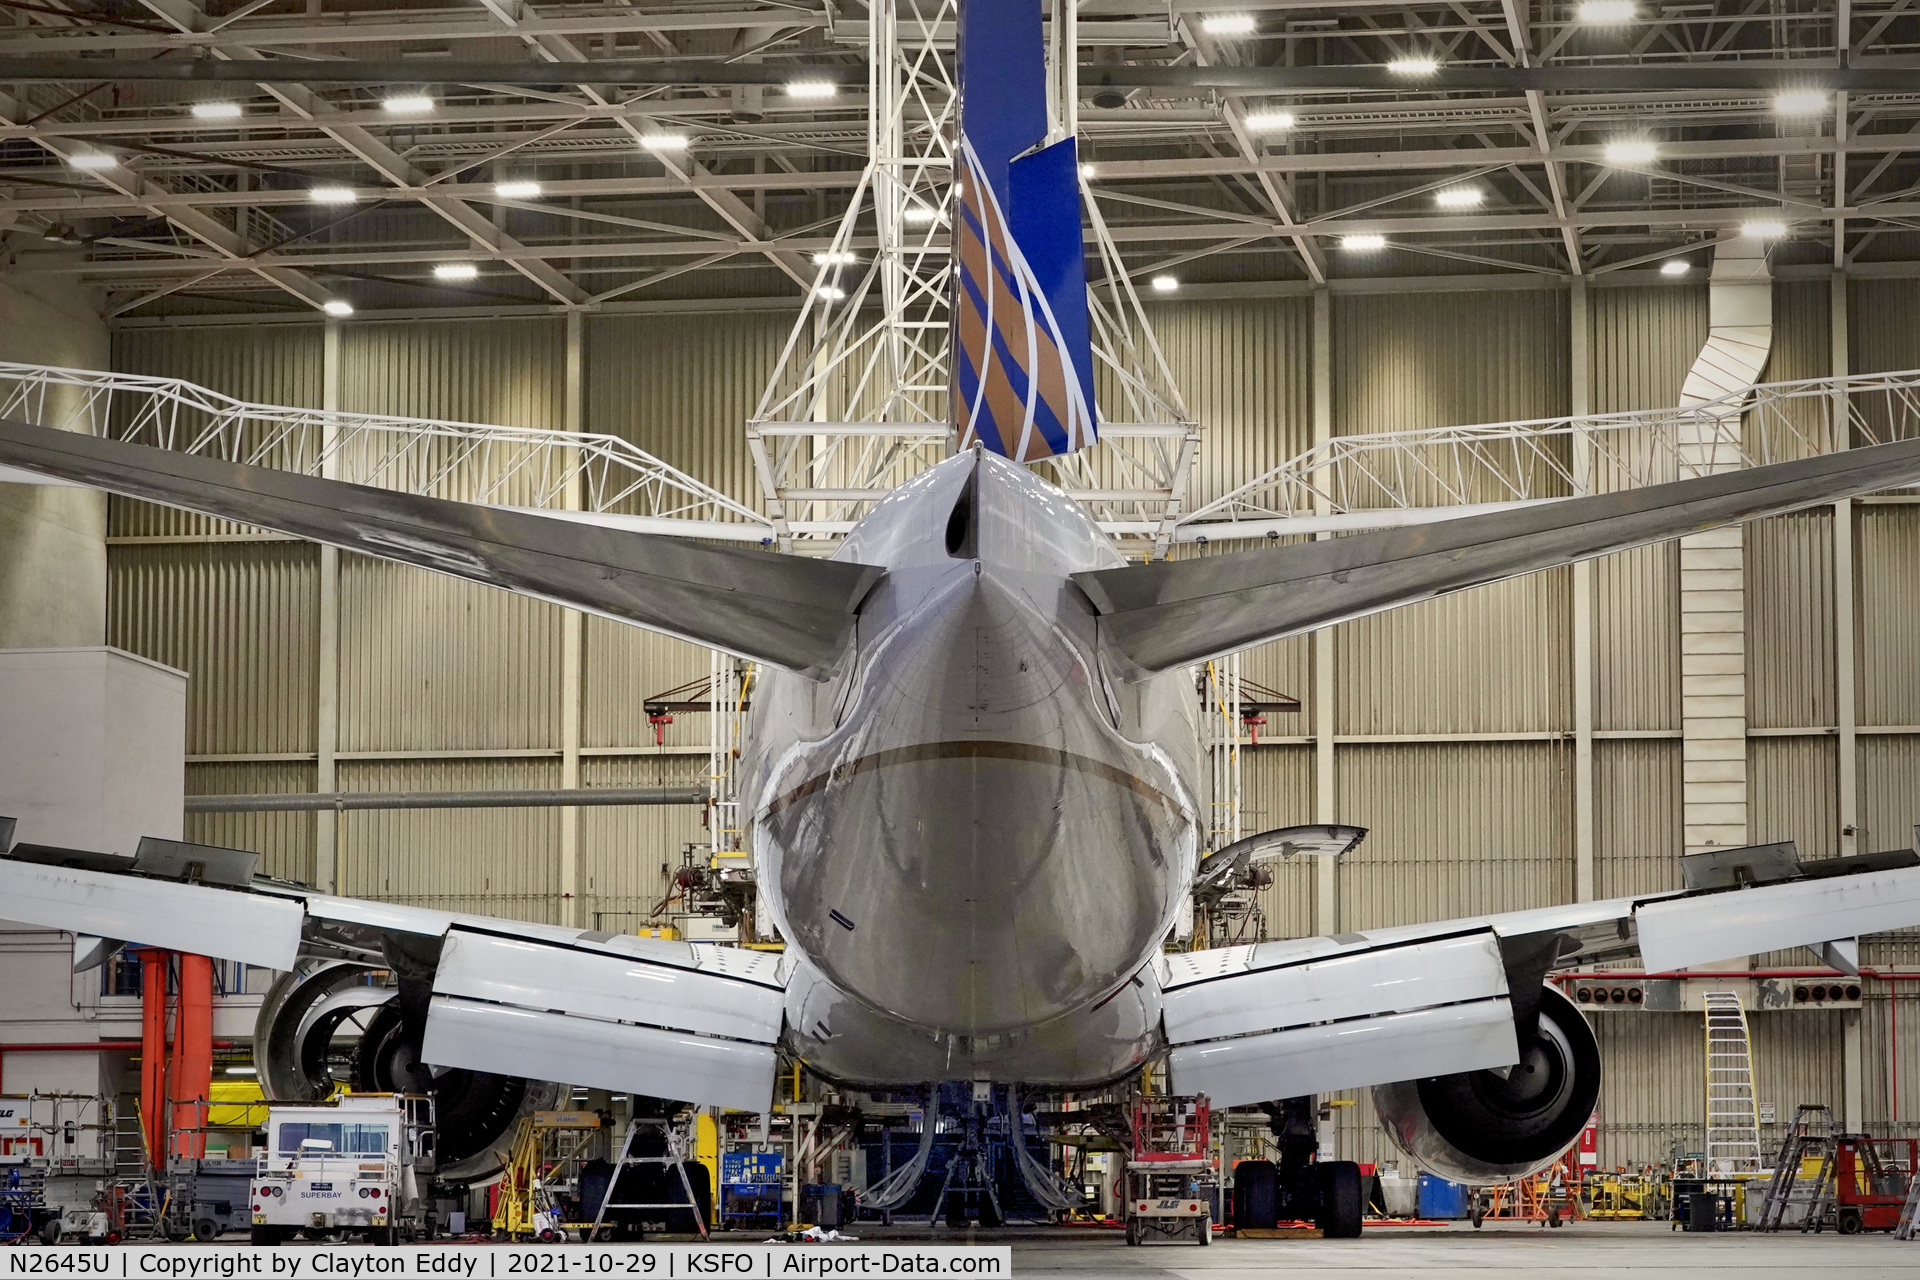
[138,948,170,1168]
[168,954,213,1161]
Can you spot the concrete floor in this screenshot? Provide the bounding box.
[984,1221,1918,1279]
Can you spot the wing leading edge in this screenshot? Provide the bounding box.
[1078,436,1920,672]
[0,419,880,678]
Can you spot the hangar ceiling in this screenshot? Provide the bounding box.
[1,0,1917,318]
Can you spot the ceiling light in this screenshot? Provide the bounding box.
[1660,259,1691,275]
[815,286,845,301]
[493,180,542,199]
[191,101,243,120]
[786,80,836,98]
[433,263,479,281]
[309,185,359,205]
[813,251,856,266]
[1604,139,1658,165]
[1387,57,1439,76]
[68,152,117,170]
[640,133,690,152]
[1243,110,1296,132]
[1150,275,1180,293]
[1342,234,1387,251]
[1435,186,1484,208]
[903,206,937,224]
[1774,89,1829,116]
[224,1066,257,1075]
[1079,162,1096,179]
[1741,219,1788,238]
[322,300,354,317]
[1201,14,1257,35]
[382,94,434,115]
[1577,0,1637,21]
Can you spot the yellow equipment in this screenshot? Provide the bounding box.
[492,1112,607,1242]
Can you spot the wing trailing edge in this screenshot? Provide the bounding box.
[0,419,881,677]
[1077,436,1920,672]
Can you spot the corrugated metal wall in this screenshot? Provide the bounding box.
[103,274,1920,1154]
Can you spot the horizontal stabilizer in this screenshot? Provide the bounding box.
[0,419,880,676]
[1077,436,1920,671]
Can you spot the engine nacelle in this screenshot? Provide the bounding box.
[1372,985,1599,1185]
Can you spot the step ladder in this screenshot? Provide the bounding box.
[587,1118,709,1241]
[1702,991,1764,1175]
[1756,1104,1834,1232]
[1895,1152,1920,1240]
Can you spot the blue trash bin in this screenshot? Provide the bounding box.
[1417,1174,1469,1219]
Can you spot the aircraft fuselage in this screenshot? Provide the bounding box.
[742,451,1201,1086]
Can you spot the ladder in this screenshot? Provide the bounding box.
[1756,1104,1834,1232]
[110,1100,162,1239]
[1895,1152,1920,1239]
[1702,991,1764,1175]
[587,1118,709,1241]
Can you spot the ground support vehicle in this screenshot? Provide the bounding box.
[1122,1095,1217,1246]
[249,1094,435,1244]
[1810,1136,1917,1233]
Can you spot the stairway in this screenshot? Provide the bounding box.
[1702,991,1764,1175]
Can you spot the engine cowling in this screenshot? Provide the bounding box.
[1372,985,1599,1184]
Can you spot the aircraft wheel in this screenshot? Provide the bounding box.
[1315,1162,1364,1239]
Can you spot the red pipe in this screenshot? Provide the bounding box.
[169,954,213,1161]
[139,948,169,1168]
[1557,970,1920,980]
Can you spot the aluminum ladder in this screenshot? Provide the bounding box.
[1756,1105,1834,1232]
[1702,991,1765,1175]
[1895,1152,1920,1240]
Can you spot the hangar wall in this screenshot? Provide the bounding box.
[106,273,1920,1168]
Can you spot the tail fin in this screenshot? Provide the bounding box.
[951,0,1097,463]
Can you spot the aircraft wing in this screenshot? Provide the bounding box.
[1160,848,1920,1107]
[0,418,880,678]
[0,844,785,1112]
[1076,435,1920,672]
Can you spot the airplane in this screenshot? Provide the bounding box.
[6,0,1920,1235]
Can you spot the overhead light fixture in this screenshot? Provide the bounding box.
[813,251,856,266]
[309,185,359,205]
[68,152,117,170]
[433,263,479,281]
[1577,0,1637,21]
[191,101,243,120]
[493,180,542,199]
[1660,259,1692,275]
[640,133,690,152]
[1603,139,1658,165]
[1201,14,1257,35]
[1342,234,1387,251]
[1434,185,1484,208]
[786,80,836,98]
[1387,57,1439,76]
[382,94,434,115]
[322,300,354,317]
[903,206,938,224]
[1150,275,1180,293]
[1243,110,1296,132]
[815,285,846,301]
[1741,219,1788,238]
[1774,89,1830,116]
[224,1066,257,1075]
[1079,162,1096,179]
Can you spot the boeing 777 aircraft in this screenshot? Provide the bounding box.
[5,0,1920,1232]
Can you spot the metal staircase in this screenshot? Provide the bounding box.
[1702,991,1764,1176]
[1756,1104,1834,1231]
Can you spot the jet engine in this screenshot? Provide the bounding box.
[1372,985,1599,1184]
[254,958,559,1181]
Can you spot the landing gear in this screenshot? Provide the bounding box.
[1315,1162,1363,1239]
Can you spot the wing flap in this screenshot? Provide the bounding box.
[0,419,880,677]
[0,859,303,969]
[1636,864,1920,972]
[420,996,776,1114]
[1080,436,1920,671]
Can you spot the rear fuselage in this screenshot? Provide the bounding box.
[741,452,1200,1086]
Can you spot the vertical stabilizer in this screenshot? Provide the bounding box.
[951,0,1098,463]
